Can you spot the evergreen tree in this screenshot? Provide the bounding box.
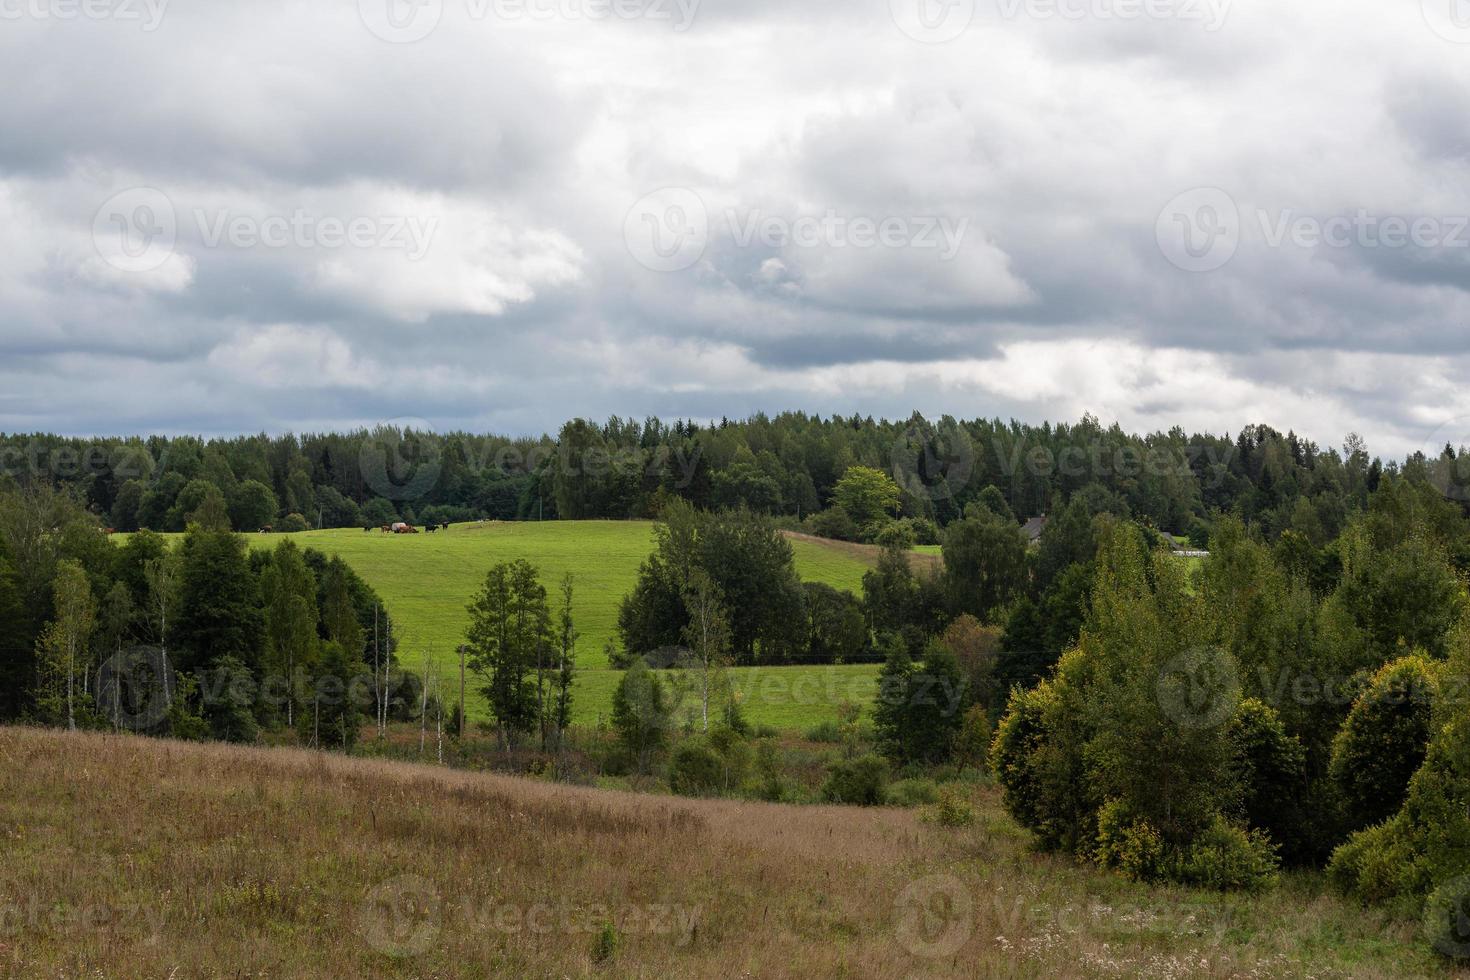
[465,559,550,749]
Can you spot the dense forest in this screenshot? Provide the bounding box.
[5,413,1462,543]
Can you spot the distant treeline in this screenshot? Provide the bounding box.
[2,413,1465,540]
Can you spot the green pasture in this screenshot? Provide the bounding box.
[232,521,886,731]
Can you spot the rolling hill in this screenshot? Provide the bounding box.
[0,728,1434,978]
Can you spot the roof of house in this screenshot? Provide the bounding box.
[1021,515,1047,542]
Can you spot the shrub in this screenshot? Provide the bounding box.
[278,512,311,533]
[591,921,621,964]
[989,682,1053,838]
[887,777,939,807]
[804,720,842,743]
[1094,799,1166,882]
[1329,654,1440,832]
[804,507,860,542]
[1424,876,1470,962]
[753,738,785,802]
[1329,710,1470,907]
[669,739,725,797]
[820,754,889,806]
[1172,816,1280,892]
[921,785,976,827]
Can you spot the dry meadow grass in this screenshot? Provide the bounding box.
[0,727,1459,978]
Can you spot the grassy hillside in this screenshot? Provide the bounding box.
[232,521,896,730]
[0,728,1440,978]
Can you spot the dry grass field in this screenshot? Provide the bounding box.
[0,728,1456,978]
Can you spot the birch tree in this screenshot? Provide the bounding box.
[37,560,96,731]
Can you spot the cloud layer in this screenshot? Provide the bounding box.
[3,0,1470,458]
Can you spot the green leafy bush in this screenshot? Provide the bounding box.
[1094,799,1166,882]
[989,682,1053,837]
[1173,816,1280,892]
[669,739,724,797]
[1329,655,1440,832]
[804,720,842,743]
[1424,876,1470,962]
[820,754,889,806]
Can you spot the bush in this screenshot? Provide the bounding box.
[804,507,859,542]
[1094,799,1166,882]
[805,720,842,743]
[1329,709,1470,907]
[753,738,785,802]
[1172,816,1280,892]
[1329,655,1440,832]
[1424,876,1470,962]
[921,785,976,827]
[820,754,889,806]
[278,512,311,533]
[669,739,725,797]
[989,683,1053,838]
[888,777,939,807]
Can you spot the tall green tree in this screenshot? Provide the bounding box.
[170,527,263,674]
[36,560,97,731]
[465,559,550,749]
[611,658,669,773]
[942,505,1028,623]
[832,465,901,532]
[261,540,319,726]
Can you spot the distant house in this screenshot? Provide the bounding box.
[1021,515,1047,544]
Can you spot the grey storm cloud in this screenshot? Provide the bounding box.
[1,0,1470,458]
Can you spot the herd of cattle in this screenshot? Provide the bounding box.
[255,521,452,534]
[371,521,451,534]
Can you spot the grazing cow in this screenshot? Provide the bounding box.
[425,525,437,534]
[380,525,392,534]
[439,522,450,531]
[259,526,273,534]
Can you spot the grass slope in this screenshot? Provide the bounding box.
[0,729,1439,978]
[237,522,890,730]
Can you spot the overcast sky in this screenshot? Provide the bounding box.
[3,0,1470,459]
